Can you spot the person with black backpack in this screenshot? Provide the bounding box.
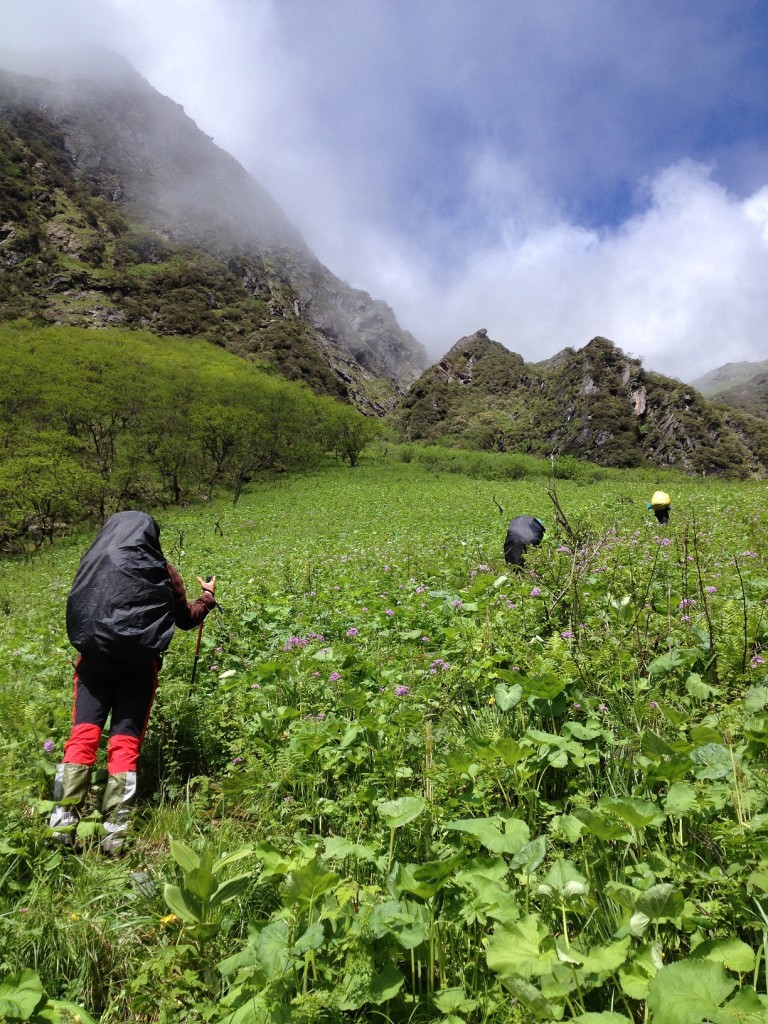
[504,515,546,568]
[49,511,217,855]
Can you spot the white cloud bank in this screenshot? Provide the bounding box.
[2,0,768,382]
[369,161,768,381]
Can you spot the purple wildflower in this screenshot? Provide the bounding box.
[394,685,410,697]
[231,757,244,765]
[530,587,542,597]
[43,739,55,753]
[329,671,341,682]
[650,701,659,709]
[250,682,260,690]
[706,586,717,594]
[421,635,430,643]
[347,627,359,637]
[385,609,394,616]
[751,655,765,668]
[561,631,575,639]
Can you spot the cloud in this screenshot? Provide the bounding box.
[381,162,768,380]
[2,1,768,381]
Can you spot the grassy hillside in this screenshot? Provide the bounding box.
[1,461,767,1022]
[0,321,380,548]
[395,333,768,477]
[0,64,426,412]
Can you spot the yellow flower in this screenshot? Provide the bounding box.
[69,913,80,921]
[488,696,496,705]
[160,913,179,928]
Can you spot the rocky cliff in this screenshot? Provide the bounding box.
[0,48,427,412]
[395,331,768,476]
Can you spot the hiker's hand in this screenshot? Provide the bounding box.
[197,575,216,597]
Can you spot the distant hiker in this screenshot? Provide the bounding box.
[49,511,216,855]
[504,515,546,567]
[647,491,671,526]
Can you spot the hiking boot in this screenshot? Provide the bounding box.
[49,763,92,847]
[101,771,137,856]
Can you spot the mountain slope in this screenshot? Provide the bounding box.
[692,359,768,399]
[0,49,427,413]
[395,330,768,476]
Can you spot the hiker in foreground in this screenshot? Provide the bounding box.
[504,515,546,567]
[647,490,671,526]
[49,511,217,855]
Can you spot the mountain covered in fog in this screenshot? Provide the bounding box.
[395,330,768,476]
[0,48,427,413]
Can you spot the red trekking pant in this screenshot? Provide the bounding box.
[63,655,159,774]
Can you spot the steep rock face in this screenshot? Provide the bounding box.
[0,50,427,412]
[396,329,529,446]
[395,332,768,476]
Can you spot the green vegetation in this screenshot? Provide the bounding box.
[1,461,767,1022]
[0,322,380,548]
[395,334,768,478]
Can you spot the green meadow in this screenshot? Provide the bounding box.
[1,460,767,1023]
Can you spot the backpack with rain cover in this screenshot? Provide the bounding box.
[504,515,546,567]
[66,511,176,667]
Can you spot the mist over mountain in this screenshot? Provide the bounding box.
[0,48,427,412]
[2,48,767,477]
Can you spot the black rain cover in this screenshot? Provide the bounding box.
[504,515,545,565]
[66,511,176,667]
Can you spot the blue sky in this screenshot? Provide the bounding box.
[2,0,768,379]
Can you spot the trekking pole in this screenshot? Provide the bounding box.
[190,620,205,689]
[190,576,215,690]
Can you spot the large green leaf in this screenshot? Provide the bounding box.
[208,873,251,910]
[0,969,45,1019]
[443,815,530,854]
[292,920,326,956]
[521,673,567,699]
[537,858,589,900]
[690,744,732,780]
[323,836,379,863]
[578,936,632,975]
[646,960,735,1024]
[599,796,664,828]
[498,976,563,1020]
[212,846,254,874]
[255,920,294,980]
[664,783,698,816]
[634,884,684,922]
[169,837,200,873]
[376,796,426,828]
[185,866,217,901]
[745,684,768,712]
[283,857,339,908]
[337,960,405,1010]
[163,883,203,924]
[690,937,756,973]
[494,681,523,710]
[370,899,429,949]
[574,807,632,842]
[710,988,768,1024]
[485,913,559,978]
[511,836,547,874]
